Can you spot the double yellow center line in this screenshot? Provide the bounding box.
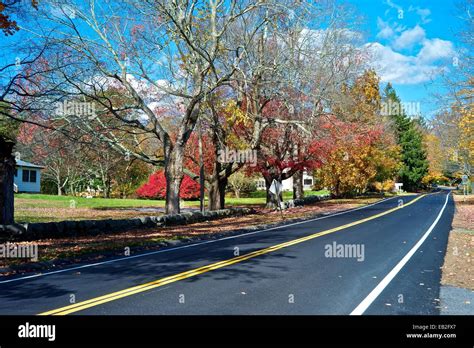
[39,194,426,315]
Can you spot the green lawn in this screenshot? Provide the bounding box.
[15,190,329,209]
[14,194,169,223]
[15,193,167,209]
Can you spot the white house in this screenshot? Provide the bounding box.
[14,160,44,193]
[256,171,314,191]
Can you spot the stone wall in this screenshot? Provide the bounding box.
[0,194,331,242]
[0,207,254,242]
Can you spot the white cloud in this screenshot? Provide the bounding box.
[385,0,403,11]
[299,28,326,48]
[367,41,451,85]
[417,38,455,62]
[300,28,362,49]
[408,6,432,24]
[393,25,426,50]
[376,18,395,39]
[372,4,445,85]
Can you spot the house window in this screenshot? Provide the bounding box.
[22,170,29,182]
[303,178,313,186]
[30,170,37,183]
[22,169,37,183]
[256,180,266,188]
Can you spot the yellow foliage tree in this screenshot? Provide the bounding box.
[458,104,473,172]
[422,132,449,185]
[315,121,401,197]
[316,70,400,197]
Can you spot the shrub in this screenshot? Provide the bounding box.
[136,170,200,200]
[422,172,450,186]
[228,172,257,198]
[372,180,395,193]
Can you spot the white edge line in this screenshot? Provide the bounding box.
[0,195,401,284]
[350,192,451,315]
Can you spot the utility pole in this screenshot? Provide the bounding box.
[198,119,205,213]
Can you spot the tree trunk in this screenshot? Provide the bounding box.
[208,175,227,211]
[334,180,340,198]
[207,116,233,211]
[163,102,200,215]
[0,139,15,225]
[208,179,220,211]
[104,177,111,198]
[165,173,182,214]
[199,163,205,212]
[207,161,230,211]
[293,170,304,199]
[164,145,184,215]
[198,119,205,213]
[102,171,111,198]
[292,143,304,200]
[265,177,280,208]
[219,176,227,208]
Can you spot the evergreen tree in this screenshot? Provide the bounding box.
[383,83,429,191]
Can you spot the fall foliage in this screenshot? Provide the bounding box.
[314,117,400,197]
[136,170,200,200]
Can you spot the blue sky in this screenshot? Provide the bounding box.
[1,0,466,120]
[348,0,463,118]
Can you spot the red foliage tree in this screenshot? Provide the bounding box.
[136,170,200,200]
[243,97,333,205]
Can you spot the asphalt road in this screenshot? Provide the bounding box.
[0,190,454,315]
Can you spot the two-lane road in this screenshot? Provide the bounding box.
[0,190,454,315]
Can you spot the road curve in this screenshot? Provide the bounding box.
[0,190,454,315]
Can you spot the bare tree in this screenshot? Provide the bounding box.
[432,0,473,176]
[0,0,47,225]
[1,0,368,219]
[3,0,272,214]
[226,0,366,206]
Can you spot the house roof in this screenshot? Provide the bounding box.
[16,160,45,169]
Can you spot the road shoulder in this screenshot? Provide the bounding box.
[440,194,474,314]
